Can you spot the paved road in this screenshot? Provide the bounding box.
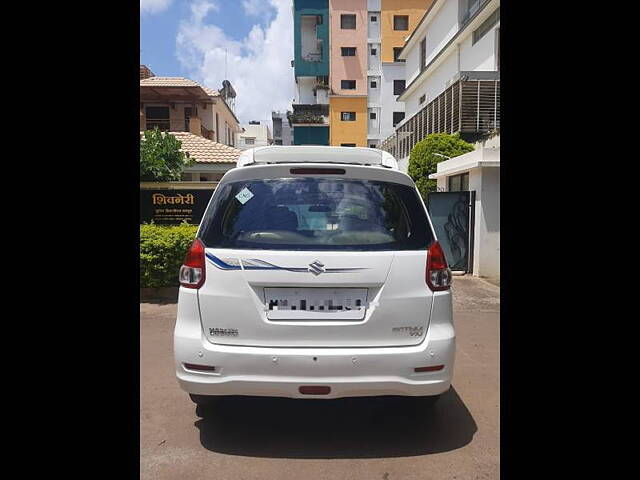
[140,276,500,479]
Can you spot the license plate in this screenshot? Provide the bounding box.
[264,288,368,321]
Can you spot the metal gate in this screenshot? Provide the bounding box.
[427,191,475,273]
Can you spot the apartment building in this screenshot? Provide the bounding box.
[272,111,293,145]
[377,0,500,281]
[380,0,500,166]
[328,0,368,147]
[375,0,433,147]
[290,0,427,147]
[291,0,331,145]
[329,0,430,147]
[236,121,274,150]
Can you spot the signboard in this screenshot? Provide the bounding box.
[140,189,214,225]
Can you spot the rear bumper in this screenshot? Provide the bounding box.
[174,318,455,400]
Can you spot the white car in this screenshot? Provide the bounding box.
[174,146,455,405]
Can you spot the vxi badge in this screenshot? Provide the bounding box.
[392,326,424,337]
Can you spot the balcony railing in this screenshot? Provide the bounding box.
[288,112,326,125]
[289,103,329,125]
[293,104,329,115]
[379,78,500,159]
[144,119,215,140]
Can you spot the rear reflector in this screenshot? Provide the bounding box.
[183,363,217,372]
[290,168,345,175]
[414,365,444,373]
[299,385,331,395]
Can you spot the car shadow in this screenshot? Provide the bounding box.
[194,386,477,459]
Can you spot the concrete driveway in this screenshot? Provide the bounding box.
[140,276,500,479]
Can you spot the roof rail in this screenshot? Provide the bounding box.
[236,145,399,170]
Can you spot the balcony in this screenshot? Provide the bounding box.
[380,77,500,159]
[295,12,328,77]
[143,117,215,141]
[289,104,329,125]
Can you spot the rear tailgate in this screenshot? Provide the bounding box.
[195,163,435,348]
[197,249,432,347]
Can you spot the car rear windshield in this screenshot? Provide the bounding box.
[199,178,434,251]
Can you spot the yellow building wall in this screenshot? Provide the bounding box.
[381,0,433,63]
[329,97,368,147]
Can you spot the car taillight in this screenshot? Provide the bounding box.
[426,241,452,291]
[179,238,206,289]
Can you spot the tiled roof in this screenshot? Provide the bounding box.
[202,86,221,97]
[140,76,200,87]
[168,132,240,164]
[140,76,220,97]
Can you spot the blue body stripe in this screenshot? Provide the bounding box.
[205,253,366,273]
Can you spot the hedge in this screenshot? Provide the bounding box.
[140,223,199,288]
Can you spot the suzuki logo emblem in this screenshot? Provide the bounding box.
[308,260,326,276]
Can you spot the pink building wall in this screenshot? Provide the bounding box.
[329,0,368,96]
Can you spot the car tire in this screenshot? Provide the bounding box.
[189,394,219,407]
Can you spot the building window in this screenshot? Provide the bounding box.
[370,47,377,56]
[275,139,283,145]
[393,80,406,95]
[215,113,219,142]
[341,80,356,90]
[393,47,405,62]
[369,112,376,120]
[393,15,409,31]
[341,14,356,29]
[341,112,356,121]
[341,47,356,56]
[473,8,499,45]
[392,112,405,127]
[419,94,426,104]
[341,143,356,147]
[370,15,377,22]
[370,80,377,88]
[420,38,426,72]
[244,137,255,145]
[460,0,482,25]
[145,106,170,131]
[448,173,470,192]
[369,144,376,148]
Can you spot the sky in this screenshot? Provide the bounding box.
[140,0,295,126]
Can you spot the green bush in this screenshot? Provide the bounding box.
[140,223,199,288]
[140,128,195,182]
[408,133,474,200]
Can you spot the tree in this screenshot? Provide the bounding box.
[140,128,195,182]
[407,133,474,200]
